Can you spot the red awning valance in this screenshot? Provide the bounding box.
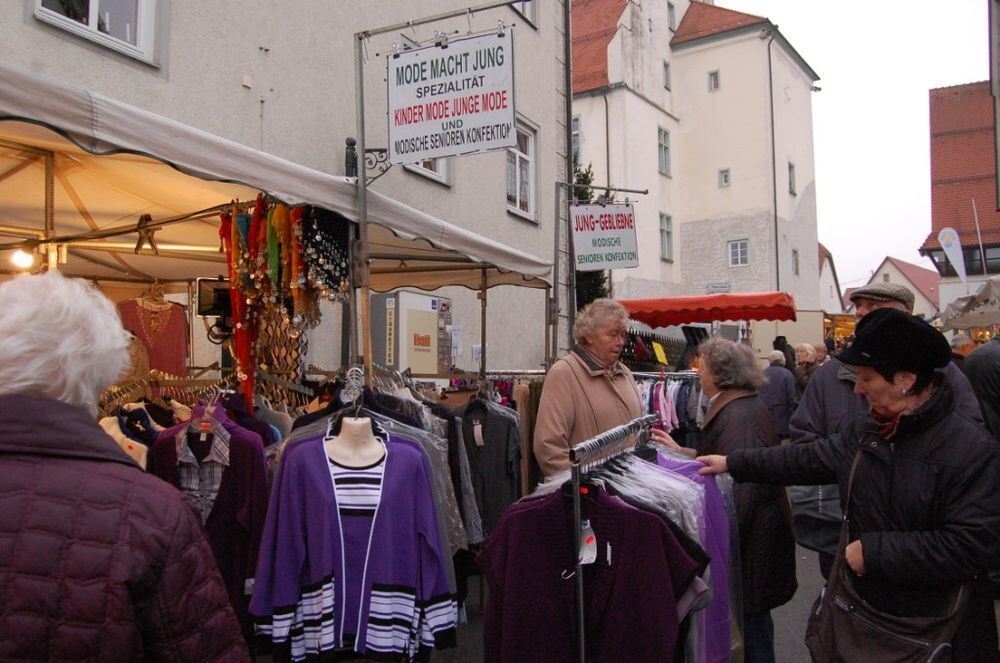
[619,292,797,327]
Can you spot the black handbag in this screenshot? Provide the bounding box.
[804,451,970,662]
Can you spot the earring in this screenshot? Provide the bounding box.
[901,387,909,396]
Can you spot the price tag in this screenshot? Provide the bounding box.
[579,519,597,565]
[473,422,485,447]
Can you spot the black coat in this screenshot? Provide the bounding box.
[760,364,797,437]
[728,382,1000,659]
[699,390,798,615]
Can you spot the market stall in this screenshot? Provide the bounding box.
[941,276,1000,339]
[618,291,798,328]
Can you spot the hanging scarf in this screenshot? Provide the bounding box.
[870,409,902,439]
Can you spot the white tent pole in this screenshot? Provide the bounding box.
[355,31,373,383]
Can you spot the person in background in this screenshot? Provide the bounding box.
[663,338,797,662]
[794,342,819,395]
[951,333,977,374]
[760,350,797,441]
[534,298,673,476]
[0,272,248,662]
[813,342,829,365]
[773,335,796,373]
[697,309,1000,661]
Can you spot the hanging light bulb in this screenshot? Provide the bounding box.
[11,250,34,270]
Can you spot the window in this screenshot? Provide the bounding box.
[788,162,797,195]
[792,249,800,275]
[667,2,676,31]
[657,127,671,176]
[718,168,731,188]
[507,125,535,218]
[708,70,720,92]
[663,62,671,90]
[882,273,890,283]
[510,1,537,24]
[35,0,158,63]
[405,158,451,185]
[659,213,673,261]
[571,115,581,163]
[728,239,749,267]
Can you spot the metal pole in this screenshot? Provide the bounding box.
[973,199,989,280]
[359,0,525,39]
[480,268,487,378]
[571,464,586,663]
[44,153,55,271]
[355,32,374,384]
[552,184,562,363]
[567,187,577,348]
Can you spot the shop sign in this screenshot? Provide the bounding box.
[571,203,639,271]
[387,31,515,165]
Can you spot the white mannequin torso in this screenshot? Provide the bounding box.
[324,416,385,466]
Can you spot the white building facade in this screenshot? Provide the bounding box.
[2,0,568,371]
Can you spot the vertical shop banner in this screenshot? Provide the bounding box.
[571,203,639,271]
[938,227,968,288]
[388,31,515,165]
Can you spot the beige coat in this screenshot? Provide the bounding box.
[533,349,642,476]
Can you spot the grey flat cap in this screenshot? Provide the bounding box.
[849,283,915,313]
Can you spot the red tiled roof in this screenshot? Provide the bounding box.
[670,1,766,47]
[884,256,940,309]
[572,0,628,94]
[921,81,1000,252]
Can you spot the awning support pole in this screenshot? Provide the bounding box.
[480,268,488,379]
[44,152,56,271]
[355,31,373,385]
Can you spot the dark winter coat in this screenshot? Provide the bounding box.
[698,389,797,615]
[0,395,248,662]
[786,358,983,555]
[966,338,1000,441]
[728,382,1000,660]
[760,364,797,437]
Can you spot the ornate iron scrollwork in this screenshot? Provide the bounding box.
[364,148,392,183]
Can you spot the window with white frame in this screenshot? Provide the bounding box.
[510,1,537,24]
[571,115,581,163]
[788,161,797,195]
[718,168,731,188]
[708,70,720,92]
[507,125,535,218]
[667,2,676,31]
[882,273,890,283]
[663,62,671,90]
[405,158,451,185]
[728,239,749,267]
[659,213,673,261]
[36,0,158,63]
[657,127,671,176]
[792,249,800,275]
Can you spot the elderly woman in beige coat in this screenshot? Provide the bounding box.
[534,298,672,476]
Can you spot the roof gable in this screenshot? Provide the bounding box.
[670,1,766,47]
[572,0,629,94]
[879,256,941,309]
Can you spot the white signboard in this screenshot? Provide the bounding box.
[571,203,639,271]
[388,32,515,165]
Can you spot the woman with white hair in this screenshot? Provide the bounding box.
[0,272,247,661]
[794,341,818,395]
[533,298,673,475]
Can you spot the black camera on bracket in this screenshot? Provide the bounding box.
[196,277,234,345]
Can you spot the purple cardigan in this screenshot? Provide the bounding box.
[250,436,456,662]
[478,489,699,662]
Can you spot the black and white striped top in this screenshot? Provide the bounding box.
[328,452,387,518]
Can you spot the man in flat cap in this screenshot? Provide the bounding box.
[787,282,983,579]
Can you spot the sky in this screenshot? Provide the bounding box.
[719,0,989,292]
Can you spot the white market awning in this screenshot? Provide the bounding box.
[0,63,551,290]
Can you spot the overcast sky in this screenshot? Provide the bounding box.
[719,0,989,291]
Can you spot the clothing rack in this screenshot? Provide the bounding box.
[256,370,314,396]
[631,370,700,380]
[567,413,659,663]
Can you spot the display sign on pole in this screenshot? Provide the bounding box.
[571,203,639,271]
[387,31,515,165]
[939,227,968,290]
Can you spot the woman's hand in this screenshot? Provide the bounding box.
[696,454,728,475]
[845,540,866,576]
[649,429,697,457]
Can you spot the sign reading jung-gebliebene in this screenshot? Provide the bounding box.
[388,31,515,165]
[571,203,640,271]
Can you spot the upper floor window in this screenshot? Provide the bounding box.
[667,2,676,31]
[657,127,671,176]
[571,115,581,163]
[708,70,720,92]
[659,213,673,262]
[882,273,890,283]
[511,1,537,24]
[718,168,731,188]
[36,0,158,63]
[792,249,800,275]
[788,162,797,195]
[507,124,536,220]
[405,158,451,186]
[729,239,749,267]
[663,62,671,90]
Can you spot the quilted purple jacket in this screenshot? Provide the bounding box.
[0,394,248,662]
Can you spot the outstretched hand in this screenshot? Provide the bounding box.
[649,429,697,458]
[695,454,728,475]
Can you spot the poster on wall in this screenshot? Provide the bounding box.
[571,203,639,271]
[387,31,515,165]
[406,310,439,374]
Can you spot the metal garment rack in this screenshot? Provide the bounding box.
[566,413,659,663]
[631,370,700,380]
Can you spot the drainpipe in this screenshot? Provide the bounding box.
[762,27,780,291]
[603,92,613,297]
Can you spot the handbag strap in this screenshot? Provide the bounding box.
[836,449,864,548]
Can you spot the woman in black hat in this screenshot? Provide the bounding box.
[698,308,1000,661]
